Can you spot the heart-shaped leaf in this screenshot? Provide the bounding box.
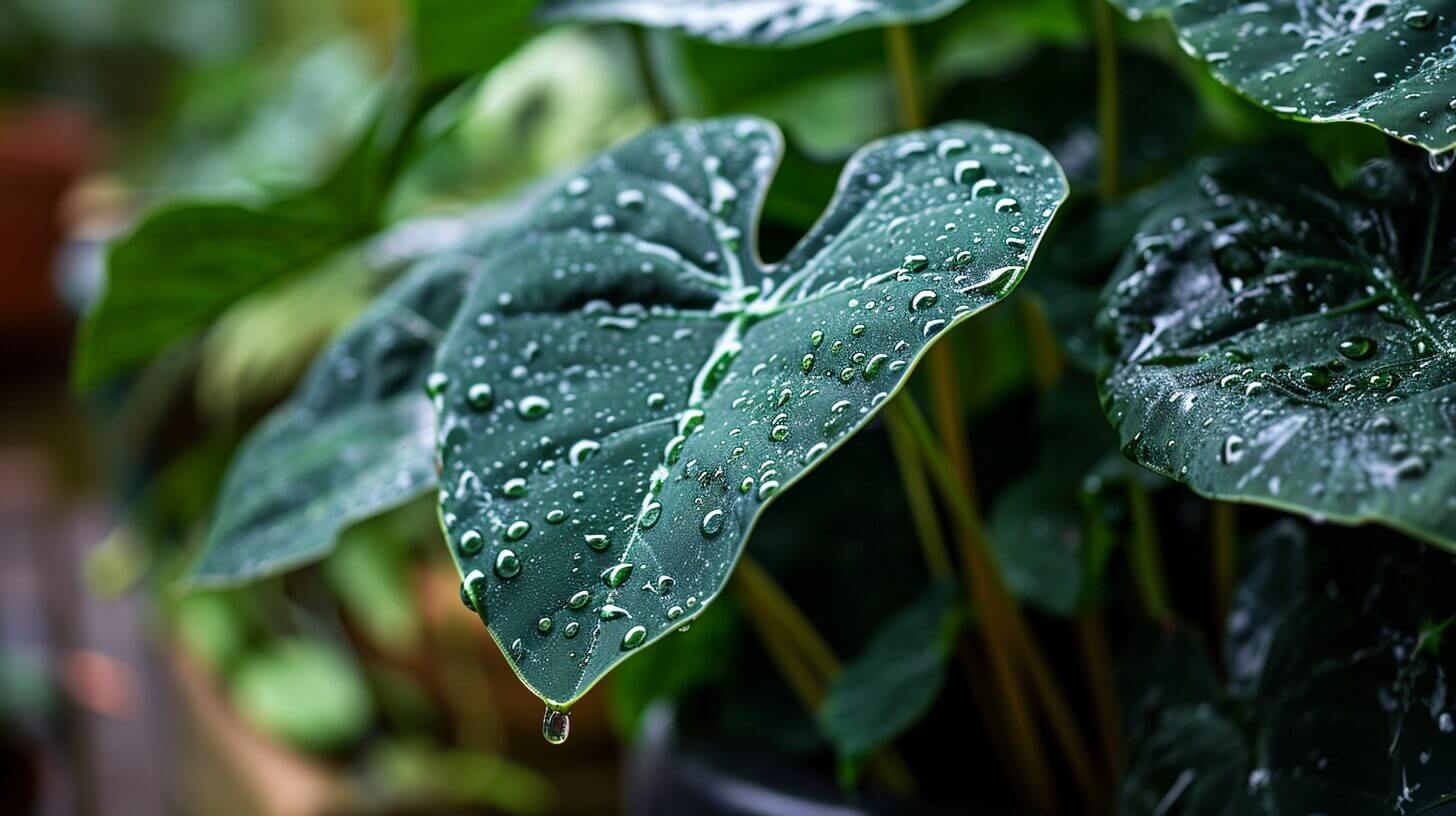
[1098,154,1456,549]
[1109,0,1456,154]
[537,0,969,46]
[192,257,473,585]
[432,116,1066,707]
[1120,520,1456,814]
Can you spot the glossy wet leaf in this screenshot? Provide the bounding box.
[1121,520,1456,814]
[432,116,1066,706]
[819,581,962,762]
[538,0,970,46]
[191,258,473,586]
[1098,154,1456,549]
[1110,0,1456,154]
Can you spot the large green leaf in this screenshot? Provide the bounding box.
[191,258,473,585]
[819,581,962,763]
[433,116,1067,706]
[1098,154,1456,549]
[537,0,970,46]
[1120,521,1456,814]
[1110,0,1456,154]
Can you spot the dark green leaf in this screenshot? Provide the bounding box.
[433,116,1067,706]
[538,0,970,46]
[819,581,962,762]
[1109,0,1456,154]
[191,258,473,586]
[988,376,1126,615]
[1098,154,1456,549]
[1120,521,1456,815]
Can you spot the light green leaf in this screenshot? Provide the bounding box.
[1109,0,1456,154]
[537,0,970,46]
[230,638,374,753]
[819,581,962,762]
[74,0,537,389]
[1098,154,1456,549]
[191,258,473,586]
[433,116,1067,706]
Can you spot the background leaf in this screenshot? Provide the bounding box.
[192,257,473,585]
[538,0,970,46]
[432,115,1067,706]
[1120,520,1456,814]
[1098,153,1456,549]
[818,580,962,763]
[1109,0,1456,154]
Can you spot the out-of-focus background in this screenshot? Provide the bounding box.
[1,2,660,812]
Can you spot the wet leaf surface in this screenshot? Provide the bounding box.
[1120,520,1456,815]
[538,0,969,46]
[432,116,1066,706]
[192,259,472,585]
[1110,0,1456,154]
[1098,153,1456,549]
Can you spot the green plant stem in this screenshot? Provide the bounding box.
[884,415,952,579]
[1020,296,1065,392]
[1125,480,1172,624]
[1091,0,1121,198]
[887,398,1059,813]
[1211,501,1237,633]
[731,555,916,797]
[627,25,672,123]
[884,25,926,129]
[1076,612,1122,788]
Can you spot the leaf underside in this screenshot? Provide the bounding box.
[1121,521,1456,814]
[1110,0,1456,154]
[1098,154,1456,549]
[537,0,969,46]
[193,258,473,585]
[431,116,1067,706]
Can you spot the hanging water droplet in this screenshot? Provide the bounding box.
[543,708,571,745]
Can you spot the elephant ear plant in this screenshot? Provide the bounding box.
[71,0,1456,810]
